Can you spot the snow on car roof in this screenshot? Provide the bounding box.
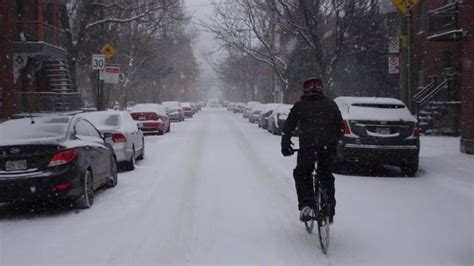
[335,96,406,106]
[335,97,416,122]
[130,104,167,116]
[79,111,124,130]
[275,104,292,113]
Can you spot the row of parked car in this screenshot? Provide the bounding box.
[228,97,421,176]
[0,101,203,210]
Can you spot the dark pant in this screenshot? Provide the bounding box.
[293,146,336,215]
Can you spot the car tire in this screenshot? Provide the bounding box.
[401,159,419,177]
[125,148,136,171]
[137,138,145,160]
[167,124,171,133]
[76,170,94,209]
[106,157,118,188]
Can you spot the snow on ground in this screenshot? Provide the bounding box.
[0,108,473,265]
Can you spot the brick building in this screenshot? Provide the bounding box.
[410,0,474,154]
[0,0,79,120]
[459,0,474,154]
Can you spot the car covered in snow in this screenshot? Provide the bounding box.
[258,103,279,129]
[248,103,264,123]
[243,101,261,118]
[335,97,420,176]
[233,102,246,113]
[0,115,117,208]
[79,111,145,171]
[162,101,184,122]
[267,104,293,135]
[181,102,194,118]
[130,104,170,135]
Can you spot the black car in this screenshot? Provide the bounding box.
[0,115,118,208]
[334,97,420,176]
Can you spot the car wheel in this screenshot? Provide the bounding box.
[76,170,94,209]
[137,139,145,160]
[106,157,118,188]
[167,124,171,133]
[125,148,136,170]
[401,160,419,177]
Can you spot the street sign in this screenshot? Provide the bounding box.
[99,65,121,84]
[100,43,116,60]
[92,54,105,70]
[388,36,400,54]
[391,0,421,14]
[388,55,400,74]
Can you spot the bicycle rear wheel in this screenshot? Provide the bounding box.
[317,188,330,254]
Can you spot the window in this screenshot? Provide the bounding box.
[75,120,91,137]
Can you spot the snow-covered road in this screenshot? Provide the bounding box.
[1,109,473,265]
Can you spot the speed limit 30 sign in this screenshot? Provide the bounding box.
[92,54,105,70]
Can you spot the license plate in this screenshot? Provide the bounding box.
[376,127,390,134]
[5,160,27,171]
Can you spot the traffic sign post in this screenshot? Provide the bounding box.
[99,65,121,84]
[391,0,419,109]
[92,54,105,70]
[92,54,105,110]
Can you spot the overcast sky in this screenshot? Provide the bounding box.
[184,0,219,85]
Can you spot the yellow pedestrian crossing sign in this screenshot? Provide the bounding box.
[100,43,116,60]
[391,0,421,14]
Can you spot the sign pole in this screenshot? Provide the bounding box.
[407,11,412,110]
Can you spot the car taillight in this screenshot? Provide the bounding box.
[412,124,421,137]
[48,149,78,167]
[112,133,127,143]
[343,120,351,135]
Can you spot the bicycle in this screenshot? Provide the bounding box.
[293,149,331,254]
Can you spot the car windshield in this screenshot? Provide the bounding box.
[0,116,69,142]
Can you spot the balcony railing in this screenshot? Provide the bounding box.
[427,1,465,41]
[14,21,67,49]
[13,91,81,113]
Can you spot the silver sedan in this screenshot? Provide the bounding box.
[80,111,145,171]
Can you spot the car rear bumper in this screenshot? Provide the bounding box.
[337,142,419,164]
[0,165,83,203]
[113,143,131,162]
[167,113,182,121]
[141,122,164,134]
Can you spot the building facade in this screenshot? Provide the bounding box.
[459,0,474,154]
[0,0,79,120]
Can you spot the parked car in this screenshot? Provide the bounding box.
[227,102,235,111]
[79,111,145,171]
[267,104,293,135]
[0,115,118,208]
[334,97,420,176]
[181,102,194,118]
[248,103,264,123]
[130,104,170,135]
[162,101,184,122]
[243,101,261,118]
[192,102,201,113]
[258,103,279,129]
[233,102,246,113]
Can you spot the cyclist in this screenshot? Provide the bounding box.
[281,78,343,224]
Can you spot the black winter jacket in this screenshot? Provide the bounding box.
[282,91,344,149]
